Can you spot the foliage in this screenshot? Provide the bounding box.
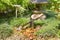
[57,30,60,38]
[56,13,60,19]
[0,0,30,10]
[10,17,29,27]
[0,0,60,38]
[0,0,60,17]
[35,18,60,37]
[0,23,12,39]
[34,20,45,26]
[0,0,30,17]
[47,0,60,13]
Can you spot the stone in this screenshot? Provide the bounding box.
[31,13,46,20]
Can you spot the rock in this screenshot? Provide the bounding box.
[31,13,46,20]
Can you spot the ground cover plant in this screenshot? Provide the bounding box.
[0,0,60,40]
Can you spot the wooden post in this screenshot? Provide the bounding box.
[16,8,18,18]
[30,18,34,27]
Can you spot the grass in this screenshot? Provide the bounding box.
[0,12,60,39]
[0,23,12,40]
[35,18,60,37]
[9,17,29,27]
